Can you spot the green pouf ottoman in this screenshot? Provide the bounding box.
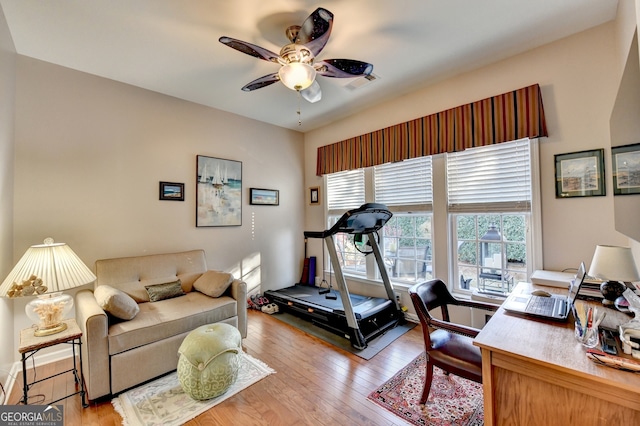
[177,323,242,400]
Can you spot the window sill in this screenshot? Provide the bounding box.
[325,272,506,306]
[335,272,413,288]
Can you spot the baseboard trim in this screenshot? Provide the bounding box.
[404,312,418,323]
[3,347,73,405]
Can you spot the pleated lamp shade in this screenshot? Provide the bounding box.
[0,238,96,336]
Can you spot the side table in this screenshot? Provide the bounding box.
[18,318,87,407]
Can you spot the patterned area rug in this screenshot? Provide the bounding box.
[368,353,484,426]
[112,352,274,426]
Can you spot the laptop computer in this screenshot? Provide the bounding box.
[502,262,586,321]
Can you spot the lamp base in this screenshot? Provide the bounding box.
[25,292,74,337]
[600,280,626,307]
[33,321,68,337]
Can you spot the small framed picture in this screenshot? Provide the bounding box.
[309,186,320,205]
[611,143,640,195]
[250,188,279,205]
[159,181,184,201]
[554,149,605,198]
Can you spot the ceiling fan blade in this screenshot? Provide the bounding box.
[241,73,280,92]
[294,8,334,56]
[219,36,281,63]
[300,81,322,103]
[315,59,374,78]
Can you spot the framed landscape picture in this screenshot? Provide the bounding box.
[554,149,605,198]
[159,181,184,201]
[250,188,279,205]
[196,155,242,227]
[611,143,640,195]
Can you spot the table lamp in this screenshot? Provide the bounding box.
[0,238,96,336]
[588,245,640,307]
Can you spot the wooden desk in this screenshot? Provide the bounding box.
[474,282,640,425]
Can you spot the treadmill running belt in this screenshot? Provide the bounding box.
[268,284,393,319]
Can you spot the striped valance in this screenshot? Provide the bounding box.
[316,84,547,176]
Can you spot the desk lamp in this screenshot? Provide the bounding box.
[588,245,640,307]
[0,238,96,336]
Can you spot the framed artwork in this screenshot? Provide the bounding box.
[309,186,320,205]
[159,181,184,201]
[196,155,242,227]
[611,143,640,195]
[250,188,279,205]
[554,149,605,198]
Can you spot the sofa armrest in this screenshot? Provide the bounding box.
[228,279,247,338]
[75,289,111,400]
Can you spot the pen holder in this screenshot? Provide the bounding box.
[575,322,599,348]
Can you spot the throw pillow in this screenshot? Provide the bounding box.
[145,280,185,302]
[193,270,234,298]
[94,285,140,320]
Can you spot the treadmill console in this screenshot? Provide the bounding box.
[304,203,392,239]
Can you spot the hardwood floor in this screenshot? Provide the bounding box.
[7,310,425,425]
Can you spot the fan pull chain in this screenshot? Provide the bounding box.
[297,90,302,126]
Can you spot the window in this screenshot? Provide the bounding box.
[326,157,432,283]
[323,138,540,293]
[447,138,537,294]
[326,170,366,277]
[454,213,528,293]
[382,213,433,283]
[326,169,365,211]
[375,157,433,284]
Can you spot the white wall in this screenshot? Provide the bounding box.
[9,56,305,360]
[0,4,16,395]
[610,0,640,246]
[304,20,631,278]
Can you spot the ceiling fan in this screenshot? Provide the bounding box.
[219,7,373,104]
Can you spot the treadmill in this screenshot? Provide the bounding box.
[265,203,403,349]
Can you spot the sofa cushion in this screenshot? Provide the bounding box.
[94,285,140,320]
[107,291,238,355]
[95,250,208,302]
[193,270,234,298]
[145,280,185,302]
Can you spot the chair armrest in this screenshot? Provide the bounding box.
[454,299,500,312]
[429,317,481,338]
[75,289,111,400]
[228,279,247,338]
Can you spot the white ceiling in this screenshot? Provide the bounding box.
[1,0,619,132]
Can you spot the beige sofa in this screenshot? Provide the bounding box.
[75,249,247,401]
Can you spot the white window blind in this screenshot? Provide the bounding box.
[326,169,365,211]
[374,157,433,207]
[447,138,531,213]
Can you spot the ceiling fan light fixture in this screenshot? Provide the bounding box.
[278,62,316,91]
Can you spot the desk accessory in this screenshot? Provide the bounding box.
[601,329,618,355]
[588,245,640,306]
[619,288,640,358]
[0,238,96,336]
[586,348,640,372]
[530,269,575,288]
[574,302,605,348]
